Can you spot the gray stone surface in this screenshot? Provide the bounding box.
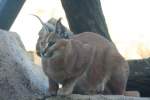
[45,94,150,100]
[0,29,48,100]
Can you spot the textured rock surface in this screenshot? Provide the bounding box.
[0,29,48,100]
[45,94,150,100]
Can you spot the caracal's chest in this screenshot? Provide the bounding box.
[42,58,70,83]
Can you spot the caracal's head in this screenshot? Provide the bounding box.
[34,15,69,58]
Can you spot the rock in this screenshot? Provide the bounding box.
[44,94,150,100]
[0,29,48,100]
[124,91,140,97]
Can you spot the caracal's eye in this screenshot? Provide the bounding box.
[48,41,55,47]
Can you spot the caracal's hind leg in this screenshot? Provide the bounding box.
[108,68,128,95]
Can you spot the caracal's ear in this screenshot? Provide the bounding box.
[55,18,65,35]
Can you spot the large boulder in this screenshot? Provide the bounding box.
[0,29,48,100]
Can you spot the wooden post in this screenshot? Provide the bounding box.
[0,0,25,30]
[61,0,112,41]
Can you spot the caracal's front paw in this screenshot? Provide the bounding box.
[57,88,72,96]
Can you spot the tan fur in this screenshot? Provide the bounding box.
[35,17,129,96]
[36,31,129,96]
